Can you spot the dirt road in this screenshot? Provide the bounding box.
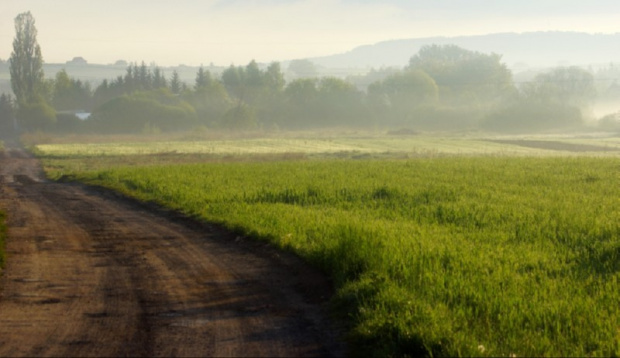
[0,143,343,357]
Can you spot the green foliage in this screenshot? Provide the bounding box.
[281,77,368,128]
[0,93,15,133]
[169,70,183,94]
[52,153,620,357]
[484,67,595,133]
[194,66,212,90]
[92,62,173,109]
[284,78,318,106]
[52,69,93,111]
[315,77,368,127]
[221,104,257,130]
[17,99,56,131]
[185,79,231,126]
[264,62,285,93]
[368,69,439,127]
[483,101,583,133]
[221,65,245,101]
[10,11,45,104]
[372,70,439,104]
[408,44,513,105]
[523,66,596,108]
[54,113,83,133]
[217,60,291,129]
[66,45,599,135]
[9,12,57,133]
[90,88,196,133]
[221,60,285,106]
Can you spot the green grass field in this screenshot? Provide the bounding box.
[36,135,620,357]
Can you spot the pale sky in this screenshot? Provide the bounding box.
[1,0,619,66]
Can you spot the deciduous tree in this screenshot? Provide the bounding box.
[522,66,596,107]
[9,12,45,104]
[408,44,512,104]
[9,12,55,131]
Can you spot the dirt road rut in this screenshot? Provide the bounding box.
[0,144,343,357]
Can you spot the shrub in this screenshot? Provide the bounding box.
[221,105,258,130]
[17,100,57,131]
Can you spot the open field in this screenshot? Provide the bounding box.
[34,134,620,357]
[33,133,620,159]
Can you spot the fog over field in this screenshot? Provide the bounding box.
[2,1,620,135]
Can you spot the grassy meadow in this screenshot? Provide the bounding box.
[35,134,620,357]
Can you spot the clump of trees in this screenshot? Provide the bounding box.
[0,13,605,135]
[483,66,595,132]
[85,60,372,133]
[89,89,196,133]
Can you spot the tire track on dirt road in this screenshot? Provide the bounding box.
[0,144,344,357]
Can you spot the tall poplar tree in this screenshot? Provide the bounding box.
[9,12,55,131]
[9,11,45,104]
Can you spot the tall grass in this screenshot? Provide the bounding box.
[48,156,620,357]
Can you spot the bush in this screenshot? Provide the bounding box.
[221,105,258,130]
[17,100,57,131]
[54,113,83,133]
[90,89,197,133]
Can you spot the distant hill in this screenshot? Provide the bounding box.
[3,31,620,95]
[308,32,620,70]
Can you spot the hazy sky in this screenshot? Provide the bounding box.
[1,0,619,66]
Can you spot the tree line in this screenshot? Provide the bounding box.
[0,12,606,136]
